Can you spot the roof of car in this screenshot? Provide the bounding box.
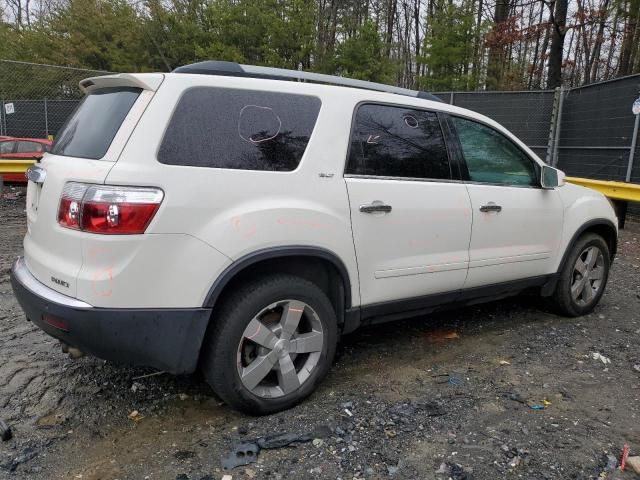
[172,61,443,103]
[0,137,52,144]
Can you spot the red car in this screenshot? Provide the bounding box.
[0,137,52,159]
[0,137,52,182]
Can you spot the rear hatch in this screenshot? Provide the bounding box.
[24,73,163,298]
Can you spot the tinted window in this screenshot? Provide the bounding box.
[452,117,537,186]
[16,141,43,153]
[52,87,141,159]
[346,104,450,180]
[158,88,321,171]
[0,141,15,154]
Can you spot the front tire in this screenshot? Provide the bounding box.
[200,274,338,415]
[550,233,610,317]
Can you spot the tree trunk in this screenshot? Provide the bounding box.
[385,0,397,57]
[528,2,546,88]
[589,0,611,83]
[618,0,639,76]
[546,0,568,88]
[486,0,510,89]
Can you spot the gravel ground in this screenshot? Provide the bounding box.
[1,186,640,480]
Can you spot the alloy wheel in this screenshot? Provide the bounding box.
[571,246,605,306]
[236,299,324,398]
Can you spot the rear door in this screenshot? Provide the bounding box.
[345,103,472,307]
[23,80,159,297]
[448,116,564,288]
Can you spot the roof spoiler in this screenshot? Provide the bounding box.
[79,73,164,94]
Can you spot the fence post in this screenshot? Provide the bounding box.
[450,92,455,105]
[626,110,639,182]
[0,98,4,136]
[551,87,565,166]
[44,98,49,138]
[546,88,559,164]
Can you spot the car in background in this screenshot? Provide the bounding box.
[0,137,52,159]
[0,137,52,182]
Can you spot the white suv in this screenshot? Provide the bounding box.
[11,61,618,414]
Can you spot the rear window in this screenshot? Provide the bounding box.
[52,87,141,159]
[0,141,15,154]
[16,141,43,153]
[158,87,321,171]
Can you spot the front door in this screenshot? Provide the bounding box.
[345,103,473,306]
[449,116,564,288]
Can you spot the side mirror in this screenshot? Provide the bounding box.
[541,165,565,189]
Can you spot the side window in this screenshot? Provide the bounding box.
[451,116,537,186]
[16,141,42,153]
[158,88,321,171]
[346,104,451,180]
[0,141,15,154]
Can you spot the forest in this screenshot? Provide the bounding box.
[1,0,639,92]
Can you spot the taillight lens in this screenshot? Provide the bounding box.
[58,183,163,235]
[58,183,88,230]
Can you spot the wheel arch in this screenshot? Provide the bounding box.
[542,218,617,296]
[202,246,353,328]
[560,219,618,269]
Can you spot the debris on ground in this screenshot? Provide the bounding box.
[626,456,640,474]
[605,453,618,471]
[222,426,331,470]
[499,360,511,366]
[592,352,611,364]
[435,461,474,479]
[130,382,146,393]
[3,447,39,472]
[221,442,259,470]
[0,419,12,441]
[621,444,630,471]
[425,329,460,341]
[174,450,196,460]
[131,371,166,381]
[127,410,144,422]
[529,399,552,410]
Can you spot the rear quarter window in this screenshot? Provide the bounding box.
[158,87,321,171]
[52,87,141,160]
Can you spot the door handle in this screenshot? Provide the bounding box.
[360,202,392,214]
[479,203,502,213]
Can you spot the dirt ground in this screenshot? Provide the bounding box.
[1,185,640,480]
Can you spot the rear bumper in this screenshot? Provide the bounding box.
[10,257,211,374]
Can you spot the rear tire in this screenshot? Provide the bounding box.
[200,274,338,415]
[549,233,610,317]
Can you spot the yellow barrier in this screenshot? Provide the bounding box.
[0,159,36,182]
[565,176,640,202]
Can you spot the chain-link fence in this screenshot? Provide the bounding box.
[435,74,640,184]
[0,60,110,139]
[434,90,556,162]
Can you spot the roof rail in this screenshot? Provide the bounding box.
[173,61,442,102]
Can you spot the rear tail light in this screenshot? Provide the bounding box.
[58,183,163,234]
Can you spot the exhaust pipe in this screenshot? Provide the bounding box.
[60,341,85,359]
